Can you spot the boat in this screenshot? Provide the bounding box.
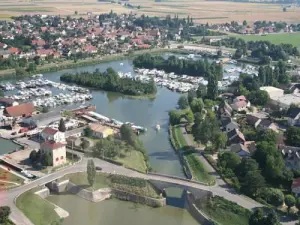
[120,63,124,66]
[156,124,160,131]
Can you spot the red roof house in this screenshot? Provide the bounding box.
[3,103,34,118]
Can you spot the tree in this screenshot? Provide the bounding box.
[243,20,247,26]
[0,206,11,223]
[80,138,90,149]
[84,126,93,137]
[296,197,300,211]
[190,98,204,113]
[236,158,259,179]
[285,126,300,147]
[207,72,218,100]
[197,84,207,98]
[214,132,227,151]
[249,208,264,225]
[177,95,189,109]
[87,159,96,188]
[285,194,295,211]
[241,170,265,197]
[247,90,269,106]
[265,209,280,225]
[256,130,277,144]
[185,110,194,124]
[75,11,78,15]
[283,7,287,12]
[0,89,4,97]
[218,152,241,170]
[42,151,52,166]
[261,188,284,207]
[194,112,203,125]
[58,118,66,132]
[187,90,197,104]
[169,110,181,125]
[29,150,38,162]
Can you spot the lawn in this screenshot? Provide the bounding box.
[231,32,300,47]
[172,125,214,184]
[16,190,60,225]
[0,168,24,184]
[195,196,251,225]
[0,7,53,12]
[65,172,160,198]
[114,149,147,173]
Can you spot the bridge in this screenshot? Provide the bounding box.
[0,157,261,225]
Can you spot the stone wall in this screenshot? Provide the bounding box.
[112,189,166,207]
[185,192,216,225]
[34,187,50,199]
[65,182,166,207]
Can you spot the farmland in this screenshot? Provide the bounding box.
[230,32,300,47]
[1,0,300,24]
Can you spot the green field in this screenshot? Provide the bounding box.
[232,32,300,47]
[16,190,60,225]
[114,149,147,173]
[172,125,214,184]
[0,7,53,12]
[195,196,251,225]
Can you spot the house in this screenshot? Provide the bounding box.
[230,143,250,157]
[231,95,250,111]
[246,113,268,128]
[219,101,232,118]
[8,47,19,55]
[40,141,66,167]
[40,127,66,143]
[89,123,114,138]
[227,128,245,145]
[257,119,278,133]
[0,98,18,107]
[231,100,248,111]
[0,50,10,58]
[3,103,35,118]
[36,49,54,58]
[31,39,46,47]
[292,178,300,196]
[287,108,300,126]
[280,144,300,171]
[221,118,239,132]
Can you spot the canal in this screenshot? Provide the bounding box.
[0,137,22,155]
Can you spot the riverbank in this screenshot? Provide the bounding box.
[0,48,186,79]
[169,124,215,185]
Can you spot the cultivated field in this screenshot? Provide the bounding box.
[231,32,300,47]
[1,0,300,24]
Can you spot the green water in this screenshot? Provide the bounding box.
[0,138,22,154]
[47,194,199,225]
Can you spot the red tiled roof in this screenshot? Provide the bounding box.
[42,127,58,135]
[235,95,247,101]
[32,39,46,46]
[41,141,65,150]
[36,49,54,55]
[137,44,151,49]
[292,178,300,189]
[4,103,34,117]
[8,47,19,54]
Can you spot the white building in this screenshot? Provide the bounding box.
[40,141,66,167]
[260,86,284,99]
[40,127,66,143]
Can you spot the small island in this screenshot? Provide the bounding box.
[60,67,157,97]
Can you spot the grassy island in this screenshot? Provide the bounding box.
[60,67,157,97]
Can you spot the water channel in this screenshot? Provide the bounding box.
[1,54,247,224]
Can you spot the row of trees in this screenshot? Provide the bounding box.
[211,36,299,62]
[60,67,157,96]
[133,54,223,80]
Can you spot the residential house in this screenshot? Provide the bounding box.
[0,50,10,59]
[40,127,66,143]
[230,141,256,157]
[231,95,250,111]
[89,123,114,138]
[257,119,278,133]
[40,141,66,167]
[227,128,246,145]
[221,118,239,132]
[246,112,268,128]
[31,39,46,48]
[8,47,19,55]
[280,144,300,171]
[83,45,97,54]
[36,49,54,59]
[219,101,232,118]
[66,136,81,147]
[287,108,300,126]
[3,103,35,118]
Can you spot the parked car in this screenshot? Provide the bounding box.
[96,166,102,171]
